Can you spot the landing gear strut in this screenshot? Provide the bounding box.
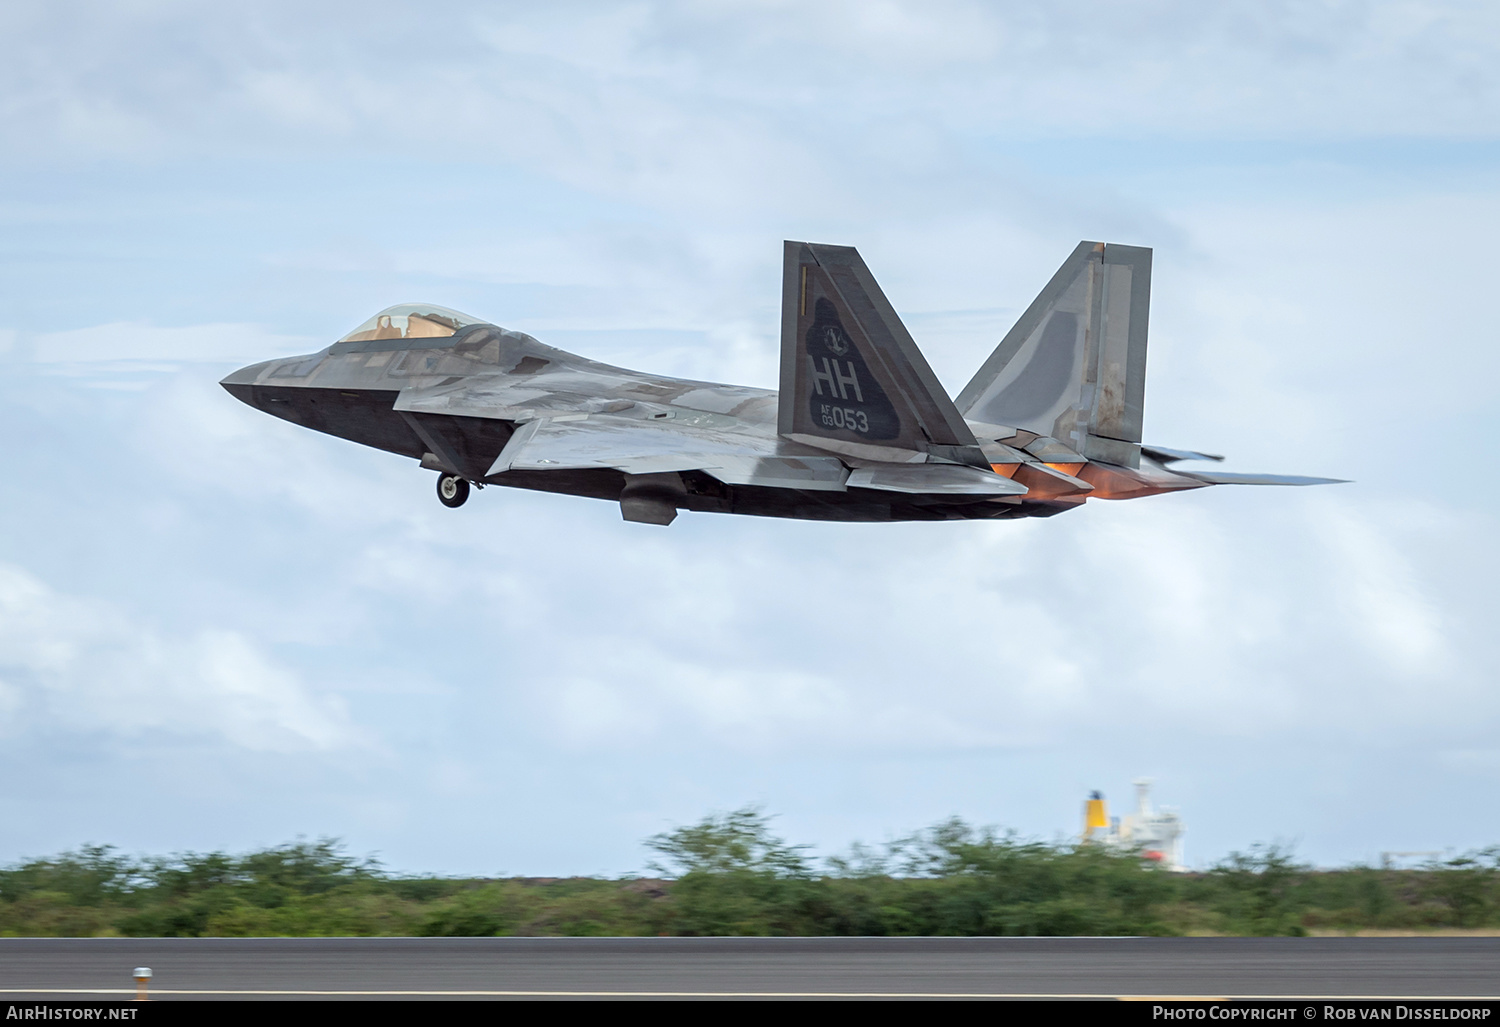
[437,473,470,508]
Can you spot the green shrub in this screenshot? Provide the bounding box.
[2,819,1497,937]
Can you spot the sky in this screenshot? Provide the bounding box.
[2,0,1499,875]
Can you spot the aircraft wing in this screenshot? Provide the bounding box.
[487,416,852,491]
[485,416,1030,497]
[1174,470,1349,486]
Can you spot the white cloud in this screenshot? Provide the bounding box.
[30,321,317,365]
[1315,504,1448,675]
[4,1,1499,177]
[0,562,358,751]
[430,476,1476,760]
[0,1,1498,869]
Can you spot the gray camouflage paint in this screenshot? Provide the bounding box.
[222,241,1342,525]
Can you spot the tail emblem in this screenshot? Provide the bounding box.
[804,298,900,440]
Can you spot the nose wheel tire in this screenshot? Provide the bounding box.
[437,474,470,508]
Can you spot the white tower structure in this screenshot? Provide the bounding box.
[1117,779,1185,872]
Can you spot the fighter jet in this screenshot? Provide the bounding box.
[222,241,1341,525]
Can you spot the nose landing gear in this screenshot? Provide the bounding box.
[437,473,470,508]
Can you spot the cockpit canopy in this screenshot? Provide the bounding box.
[329,303,549,371]
[337,304,486,343]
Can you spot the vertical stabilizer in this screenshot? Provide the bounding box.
[956,242,1152,467]
[779,241,984,465]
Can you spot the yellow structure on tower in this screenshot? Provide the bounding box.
[1083,790,1110,841]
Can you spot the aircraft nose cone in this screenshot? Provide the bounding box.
[221,359,274,388]
[220,359,276,407]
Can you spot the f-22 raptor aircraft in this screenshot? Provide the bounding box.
[223,241,1340,525]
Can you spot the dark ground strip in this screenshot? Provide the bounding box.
[0,937,1496,1000]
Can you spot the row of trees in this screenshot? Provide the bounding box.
[1,809,1497,938]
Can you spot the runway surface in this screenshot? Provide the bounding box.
[0,937,1497,1000]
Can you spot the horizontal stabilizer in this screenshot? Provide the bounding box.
[1177,470,1349,486]
[846,464,1027,496]
[1142,444,1224,464]
[1012,461,1094,499]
